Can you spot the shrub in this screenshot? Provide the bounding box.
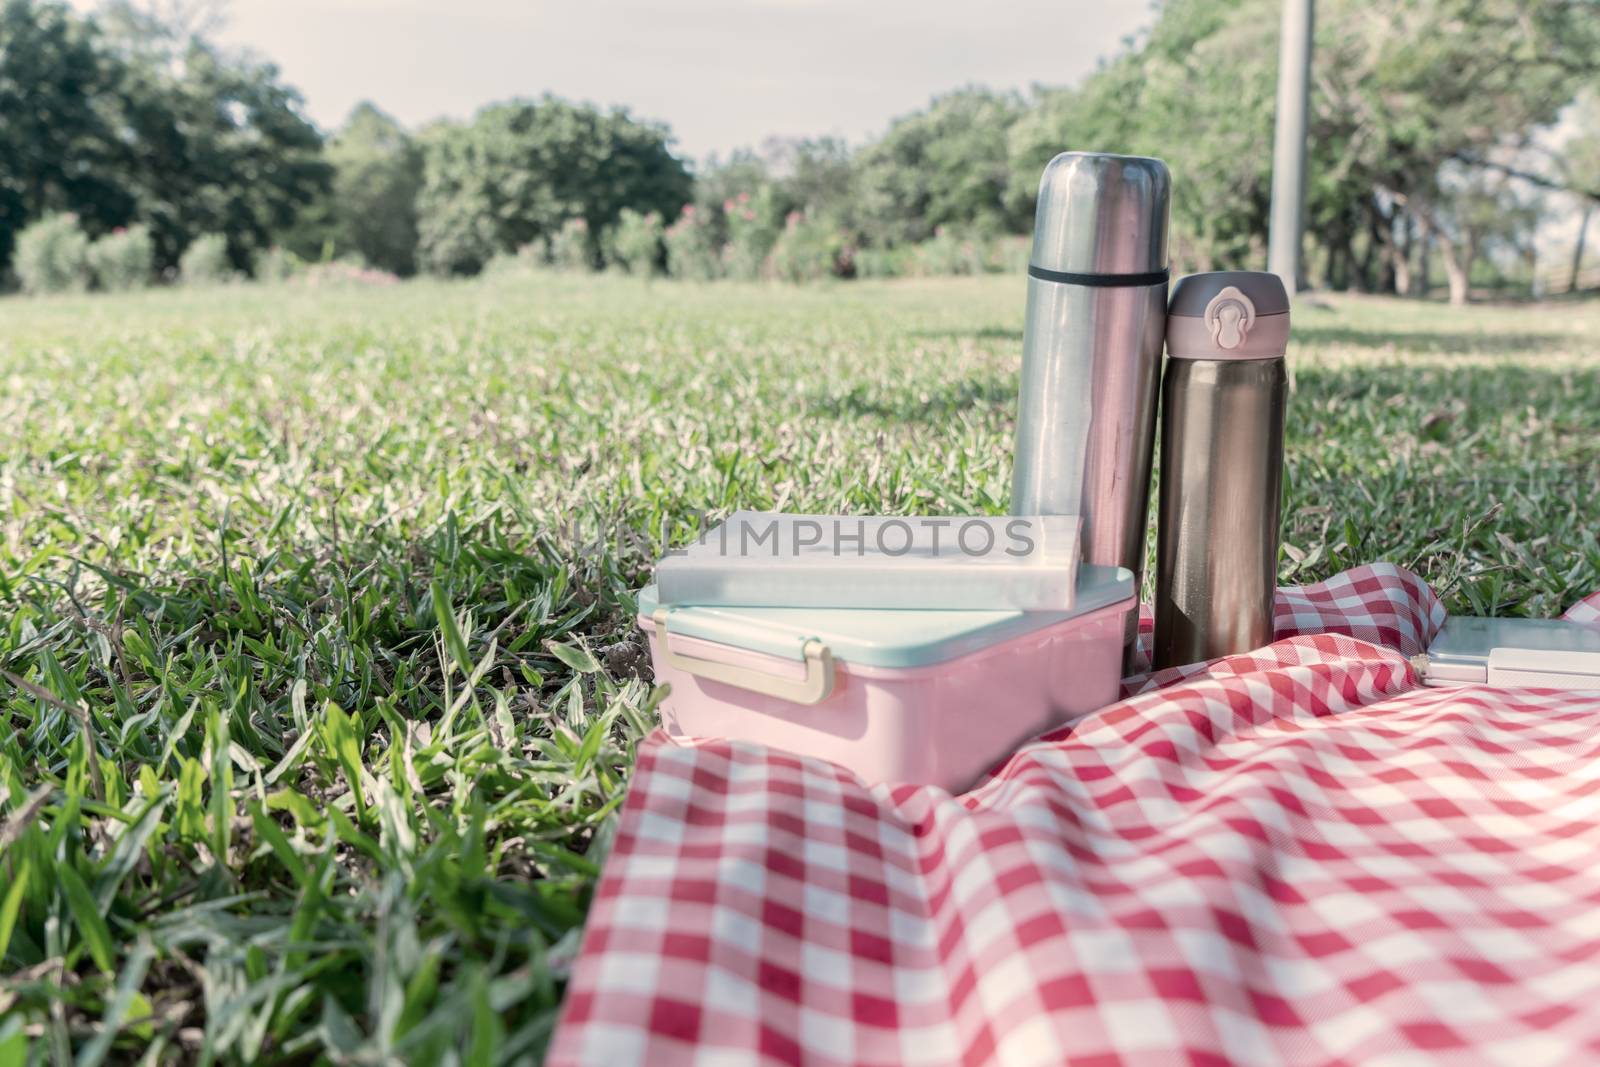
[664,204,721,281]
[180,234,235,285]
[485,241,552,276]
[853,246,911,279]
[87,226,155,291]
[254,245,302,283]
[550,218,595,271]
[608,208,664,276]
[910,227,984,276]
[986,234,1030,274]
[721,189,782,281]
[289,261,400,288]
[768,212,850,283]
[867,230,1028,278]
[13,213,92,294]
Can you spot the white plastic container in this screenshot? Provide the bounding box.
[657,512,1082,612]
[638,565,1135,792]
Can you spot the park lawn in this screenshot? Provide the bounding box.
[1,272,1598,1063]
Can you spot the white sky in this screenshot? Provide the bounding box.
[113,0,1157,162]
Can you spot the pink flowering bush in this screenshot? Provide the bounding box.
[768,211,852,283]
[721,189,782,280]
[664,203,720,281]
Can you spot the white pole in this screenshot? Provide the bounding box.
[1268,0,1314,293]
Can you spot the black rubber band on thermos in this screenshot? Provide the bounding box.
[1027,264,1171,287]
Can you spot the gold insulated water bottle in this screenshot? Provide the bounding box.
[1153,272,1290,671]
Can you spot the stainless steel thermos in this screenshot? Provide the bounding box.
[1153,272,1290,670]
[1009,153,1171,641]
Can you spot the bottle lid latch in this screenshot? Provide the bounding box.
[1204,286,1256,349]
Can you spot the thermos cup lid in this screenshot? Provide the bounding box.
[1166,271,1290,360]
[1030,153,1171,279]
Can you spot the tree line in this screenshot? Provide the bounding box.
[4,0,1599,302]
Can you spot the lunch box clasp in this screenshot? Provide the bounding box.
[653,609,836,705]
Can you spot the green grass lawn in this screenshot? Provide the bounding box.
[2,272,1598,1063]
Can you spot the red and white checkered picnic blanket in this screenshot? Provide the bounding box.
[551,565,1600,1066]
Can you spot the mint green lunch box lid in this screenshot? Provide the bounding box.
[638,563,1134,670]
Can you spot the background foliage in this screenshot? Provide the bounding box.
[3,0,1599,297]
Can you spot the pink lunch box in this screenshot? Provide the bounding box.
[637,564,1135,792]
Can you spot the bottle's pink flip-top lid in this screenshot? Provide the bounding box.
[1167,271,1289,360]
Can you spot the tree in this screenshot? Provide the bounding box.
[1003,0,1600,295]
[95,0,227,68]
[1006,55,1149,218]
[1121,0,1282,272]
[1395,167,1541,305]
[1005,1,1283,273]
[767,136,856,229]
[853,87,1028,247]
[1314,0,1600,301]
[0,0,329,277]
[416,97,692,275]
[1546,91,1600,292]
[0,0,132,271]
[281,103,422,274]
[109,40,331,270]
